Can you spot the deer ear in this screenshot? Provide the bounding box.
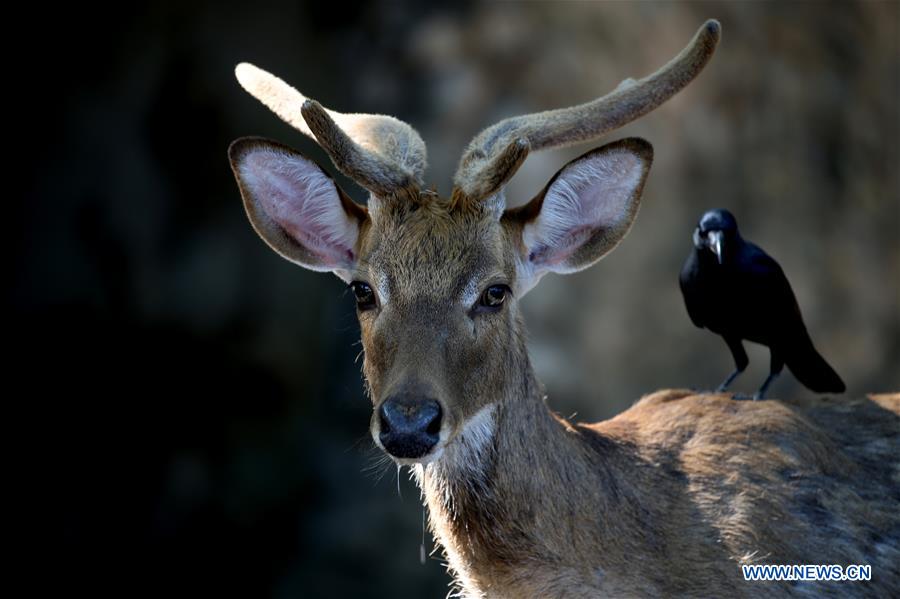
[505,139,652,294]
[229,137,367,281]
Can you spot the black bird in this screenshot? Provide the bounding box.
[679,209,845,399]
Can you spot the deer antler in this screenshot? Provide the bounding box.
[235,63,427,196]
[452,19,721,204]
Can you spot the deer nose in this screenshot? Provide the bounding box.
[378,397,442,459]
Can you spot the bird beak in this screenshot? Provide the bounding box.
[707,230,724,264]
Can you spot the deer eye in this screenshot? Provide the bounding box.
[350,281,377,311]
[474,284,510,314]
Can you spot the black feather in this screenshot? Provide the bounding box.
[679,209,845,398]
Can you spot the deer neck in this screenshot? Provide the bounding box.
[413,346,634,592]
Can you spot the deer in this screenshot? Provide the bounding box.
[228,19,900,598]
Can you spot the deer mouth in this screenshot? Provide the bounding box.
[375,437,447,466]
[380,428,441,460]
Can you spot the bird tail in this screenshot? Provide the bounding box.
[785,335,845,394]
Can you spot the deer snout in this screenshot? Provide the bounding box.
[378,396,442,459]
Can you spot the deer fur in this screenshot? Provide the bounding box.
[417,385,900,597]
[228,18,899,597]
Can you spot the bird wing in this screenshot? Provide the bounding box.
[742,243,806,334]
[744,243,844,391]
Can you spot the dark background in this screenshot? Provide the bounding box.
[16,1,898,597]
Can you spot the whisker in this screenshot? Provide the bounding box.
[344,432,374,453]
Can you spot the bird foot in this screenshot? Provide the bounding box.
[731,393,755,401]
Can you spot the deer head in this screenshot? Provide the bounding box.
[229,20,720,464]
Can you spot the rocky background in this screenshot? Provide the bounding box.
[16,1,898,597]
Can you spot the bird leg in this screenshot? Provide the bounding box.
[716,369,743,392]
[753,373,780,400]
[754,349,785,400]
[718,337,748,393]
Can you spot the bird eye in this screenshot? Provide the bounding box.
[474,284,510,314]
[350,281,377,311]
